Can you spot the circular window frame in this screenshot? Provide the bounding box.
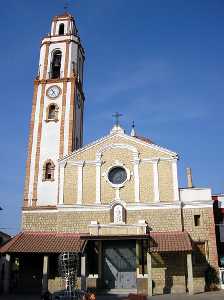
[46,85,62,99]
[105,163,131,188]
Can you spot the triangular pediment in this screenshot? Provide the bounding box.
[60,131,178,163]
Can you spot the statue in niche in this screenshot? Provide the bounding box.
[114,204,123,223]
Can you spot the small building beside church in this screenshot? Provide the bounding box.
[0,12,219,296]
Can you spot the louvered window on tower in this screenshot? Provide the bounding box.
[50,50,62,79]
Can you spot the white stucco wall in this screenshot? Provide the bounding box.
[180,188,212,202]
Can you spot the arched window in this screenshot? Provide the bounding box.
[59,23,65,35]
[43,160,55,181]
[51,50,62,79]
[110,203,126,224]
[46,103,59,121]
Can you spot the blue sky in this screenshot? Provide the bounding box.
[0,0,224,235]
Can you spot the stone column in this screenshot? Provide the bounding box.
[152,159,160,203]
[98,241,102,288]
[147,251,153,296]
[172,159,179,201]
[187,253,194,295]
[81,253,87,290]
[133,157,140,203]
[3,254,10,293]
[95,160,102,204]
[77,161,84,204]
[42,255,49,294]
[136,241,140,277]
[58,161,66,204]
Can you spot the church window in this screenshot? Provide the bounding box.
[194,215,201,226]
[50,50,62,79]
[43,160,55,181]
[46,103,59,122]
[59,23,65,35]
[108,166,127,185]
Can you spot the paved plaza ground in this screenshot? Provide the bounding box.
[1,291,224,300]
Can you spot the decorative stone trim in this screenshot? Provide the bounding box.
[23,80,39,207]
[45,118,59,123]
[103,161,131,189]
[32,83,47,207]
[59,82,67,157]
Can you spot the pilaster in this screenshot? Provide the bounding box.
[77,161,84,205]
[133,156,140,203]
[58,161,66,205]
[96,159,102,204]
[172,159,179,201]
[81,253,87,291]
[3,254,10,293]
[147,251,153,297]
[187,252,194,295]
[42,255,49,294]
[152,159,160,203]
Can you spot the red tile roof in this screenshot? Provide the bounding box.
[0,232,84,253]
[81,231,192,252]
[150,231,192,252]
[0,231,191,254]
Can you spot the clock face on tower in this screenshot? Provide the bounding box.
[46,85,61,99]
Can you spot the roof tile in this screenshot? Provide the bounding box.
[0,232,83,253]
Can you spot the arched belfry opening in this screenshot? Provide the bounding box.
[42,159,55,181]
[50,50,62,79]
[47,103,59,121]
[59,23,64,35]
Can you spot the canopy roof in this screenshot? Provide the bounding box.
[0,231,192,254]
[0,232,84,253]
[81,231,192,253]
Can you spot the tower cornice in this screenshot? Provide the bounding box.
[40,38,85,57]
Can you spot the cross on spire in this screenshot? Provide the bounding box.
[64,1,69,12]
[112,112,123,127]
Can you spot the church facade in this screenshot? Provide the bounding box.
[0,13,219,296]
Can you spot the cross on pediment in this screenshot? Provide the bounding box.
[112,112,123,127]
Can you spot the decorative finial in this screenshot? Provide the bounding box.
[131,121,136,136]
[112,112,123,127]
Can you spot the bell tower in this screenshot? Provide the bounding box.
[23,13,85,208]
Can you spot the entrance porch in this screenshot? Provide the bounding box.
[82,231,194,296]
[0,231,195,296]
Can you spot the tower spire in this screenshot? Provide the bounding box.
[131,121,136,136]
